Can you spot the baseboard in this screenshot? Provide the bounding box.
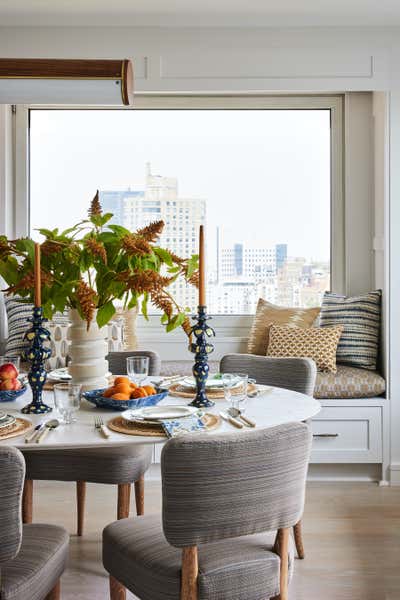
[389,463,400,485]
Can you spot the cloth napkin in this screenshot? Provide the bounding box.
[161,414,206,438]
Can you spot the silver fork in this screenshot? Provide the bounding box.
[94,416,110,439]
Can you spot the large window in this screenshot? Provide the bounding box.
[29,98,336,314]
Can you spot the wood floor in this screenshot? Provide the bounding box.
[32,478,400,600]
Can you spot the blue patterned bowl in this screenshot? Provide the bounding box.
[0,386,28,403]
[82,387,169,411]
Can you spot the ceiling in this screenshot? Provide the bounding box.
[0,0,400,27]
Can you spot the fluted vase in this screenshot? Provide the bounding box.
[67,309,109,391]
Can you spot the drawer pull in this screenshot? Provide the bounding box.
[313,433,339,438]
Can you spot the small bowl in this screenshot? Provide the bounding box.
[0,386,28,403]
[82,387,169,411]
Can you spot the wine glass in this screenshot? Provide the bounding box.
[126,356,150,387]
[223,372,248,411]
[54,383,81,424]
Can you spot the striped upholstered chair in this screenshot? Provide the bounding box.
[0,446,69,600]
[103,422,312,600]
[21,350,161,535]
[220,353,317,560]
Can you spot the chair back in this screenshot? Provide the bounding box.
[0,446,25,564]
[106,350,161,377]
[161,421,311,548]
[220,354,316,395]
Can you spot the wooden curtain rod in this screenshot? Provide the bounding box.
[0,58,133,105]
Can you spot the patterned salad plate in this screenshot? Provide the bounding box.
[121,405,198,423]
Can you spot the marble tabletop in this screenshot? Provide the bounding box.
[0,385,321,451]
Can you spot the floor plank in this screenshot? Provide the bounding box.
[33,480,400,599]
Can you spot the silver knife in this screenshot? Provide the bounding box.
[219,411,243,429]
[25,422,45,443]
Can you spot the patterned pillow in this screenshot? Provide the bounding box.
[247,298,321,356]
[266,324,343,373]
[4,296,34,357]
[320,291,381,370]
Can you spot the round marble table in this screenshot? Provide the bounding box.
[0,386,320,450]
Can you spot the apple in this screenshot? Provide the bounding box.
[13,379,22,390]
[0,363,19,381]
[0,378,17,391]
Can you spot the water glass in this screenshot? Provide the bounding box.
[126,356,149,386]
[0,356,20,372]
[222,372,248,411]
[54,383,81,424]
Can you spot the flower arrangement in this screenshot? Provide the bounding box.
[0,192,199,334]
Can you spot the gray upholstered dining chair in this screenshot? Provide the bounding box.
[103,422,312,600]
[21,350,161,536]
[220,353,317,560]
[0,446,69,600]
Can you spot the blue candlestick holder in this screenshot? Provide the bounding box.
[21,306,53,415]
[188,305,215,408]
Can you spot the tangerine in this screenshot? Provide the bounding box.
[103,387,115,398]
[114,376,130,386]
[131,387,148,399]
[114,383,132,395]
[111,393,130,400]
[142,385,156,396]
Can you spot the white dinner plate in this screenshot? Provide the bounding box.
[48,368,112,382]
[0,414,16,429]
[182,375,242,389]
[121,405,198,422]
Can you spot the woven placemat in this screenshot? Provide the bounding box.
[0,417,33,441]
[107,413,221,437]
[168,382,257,400]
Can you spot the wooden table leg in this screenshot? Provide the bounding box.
[45,579,60,600]
[110,575,126,600]
[117,483,131,520]
[22,479,33,524]
[134,474,145,516]
[76,480,86,536]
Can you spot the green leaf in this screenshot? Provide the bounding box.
[0,256,20,286]
[15,238,35,263]
[166,312,186,332]
[153,247,173,266]
[141,293,149,320]
[186,254,199,279]
[107,224,132,237]
[160,313,168,324]
[96,301,116,328]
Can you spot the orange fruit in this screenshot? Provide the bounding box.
[103,387,115,398]
[114,383,132,395]
[131,387,148,399]
[129,382,138,389]
[114,376,130,386]
[142,385,156,396]
[111,393,130,400]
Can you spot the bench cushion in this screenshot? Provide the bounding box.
[314,365,385,399]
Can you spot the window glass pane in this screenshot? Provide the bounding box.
[30,108,330,314]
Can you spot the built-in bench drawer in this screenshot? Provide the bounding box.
[311,406,382,463]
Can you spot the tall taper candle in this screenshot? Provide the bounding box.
[34,242,41,307]
[199,225,206,306]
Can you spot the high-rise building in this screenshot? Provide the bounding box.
[99,164,206,311]
[221,244,277,282]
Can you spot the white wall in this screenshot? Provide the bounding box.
[0,25,399,479]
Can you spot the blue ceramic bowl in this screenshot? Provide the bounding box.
[0,386,28,403]
[83,387,169,411]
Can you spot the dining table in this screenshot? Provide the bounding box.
[0,384,321,450]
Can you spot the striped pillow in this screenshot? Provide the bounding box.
[4,296,34,357]
[320,291,381,370]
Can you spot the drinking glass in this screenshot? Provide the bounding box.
[126,356,149,386]
[222,372,248,411]
[0,356,21,371]
[54,383,81,424]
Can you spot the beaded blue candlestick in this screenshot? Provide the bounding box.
[21,242,53,415]
[188,305,215,408]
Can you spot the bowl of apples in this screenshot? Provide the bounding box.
[83,376,168,411]
[0,362,27,402]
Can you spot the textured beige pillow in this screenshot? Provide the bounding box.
[247,298,321,356]
[266,324,344,373]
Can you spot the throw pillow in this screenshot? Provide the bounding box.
[247,298,321,356]
[266,323,344,373]
[4,296,34,357]
[319,290,381,370]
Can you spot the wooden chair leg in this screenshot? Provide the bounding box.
[109,575,126,600]
[276,528,290,600]
[181,546,198,600]
[45,579,61,600]
[134,474,145,516]
[293,520,305,559]
[117,483,131,520]
[22,479,33,524]
[76,480,86,536]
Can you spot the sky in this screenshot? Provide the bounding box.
[30,109,331,263]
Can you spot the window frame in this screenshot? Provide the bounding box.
[14,94,344,325]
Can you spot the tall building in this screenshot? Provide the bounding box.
[221,244,277,282]
[99,164,206,311]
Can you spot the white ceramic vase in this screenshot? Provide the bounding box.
[67,309,109,391]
